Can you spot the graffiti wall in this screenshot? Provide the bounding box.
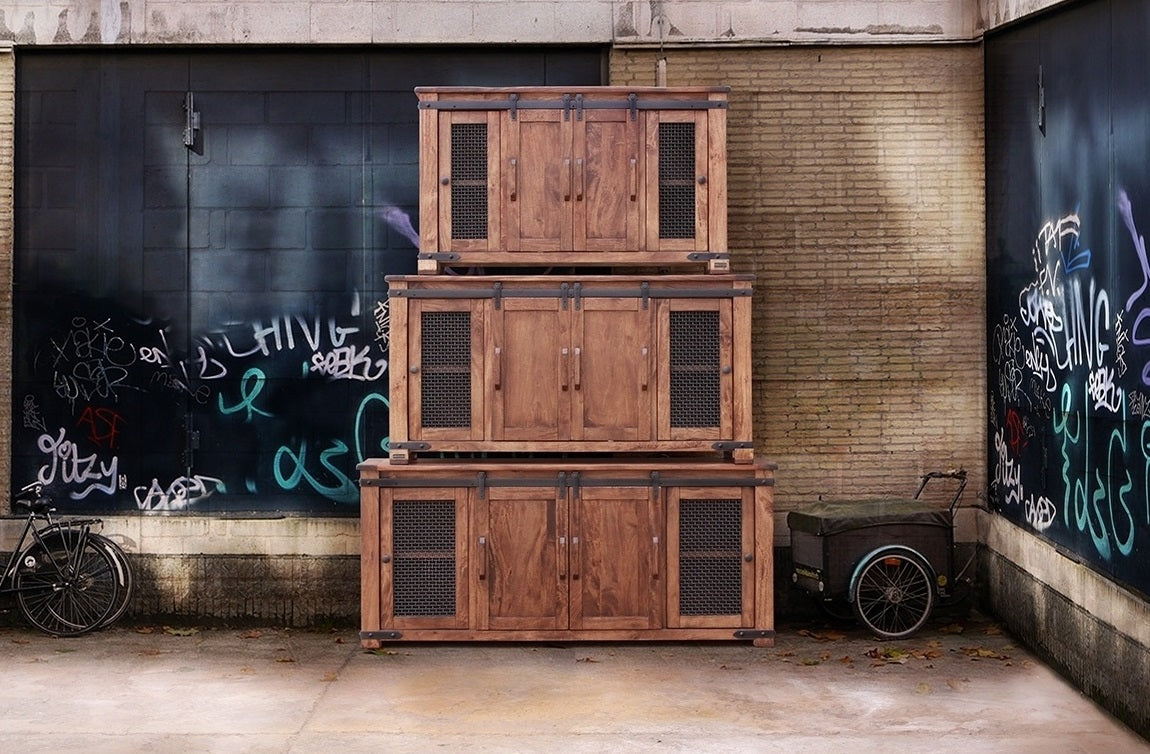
[13,49,602,513]
[986,0,1150,596]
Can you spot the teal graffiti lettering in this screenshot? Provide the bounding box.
[354,392,390,462]
[273,438,357,504]
[218,367,274,422]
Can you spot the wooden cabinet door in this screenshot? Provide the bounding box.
[382,488,470,631]
[503,108,573,252]
[570,485,662,630]
[437,111,501,253]
[666,486,755,628]
[571,297,653,442]
[490,297,571,442]
[656,298,734,441]
[475,486,569,631]
[644,110,710,252]
[574,108,641,252]
[406,299,485,441]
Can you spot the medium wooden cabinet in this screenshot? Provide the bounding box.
[416,86,729,272]
[359,458,775,645]
[386,274,753,462]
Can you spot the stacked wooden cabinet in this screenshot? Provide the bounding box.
[359,86,776,645]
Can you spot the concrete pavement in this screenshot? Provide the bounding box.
[0,611,1145,753]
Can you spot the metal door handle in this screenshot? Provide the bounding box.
[509,158,518,201]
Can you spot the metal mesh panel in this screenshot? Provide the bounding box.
[420,311,471,428]
[658,121,696,239]
[393,500,456,617]
[669,310,720,428]
[450,122,488,240]
[679,498,742,616]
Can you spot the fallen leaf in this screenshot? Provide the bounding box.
[333,637,346,644]
[367,649,401,656]
[135,626,155,635]
[866,647,909,664]
[275,656,296,663]
[321,672,338,682]
[242,630,263,640]
[939,623,965,635]
[916,682,932,695]
[162,626,199,637]
[984,625,1003,636]
[799,657,820,666]
[576,656,599,663]
[961,646,1011,661]
[10,638,30,645]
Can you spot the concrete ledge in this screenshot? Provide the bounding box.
[979,512,1150,739]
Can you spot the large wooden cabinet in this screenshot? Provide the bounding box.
[359,84,775,648]
[416,86,729,272]
[359,459,775,644]
[386,274,754,461]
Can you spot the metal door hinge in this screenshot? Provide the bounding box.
[183,92,202,153]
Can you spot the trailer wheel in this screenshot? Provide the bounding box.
[851,549,935,640]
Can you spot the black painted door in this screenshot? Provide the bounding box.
[14,49,603,514]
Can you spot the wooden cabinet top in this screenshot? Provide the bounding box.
[416,85,729,103]
[358,456,776,478]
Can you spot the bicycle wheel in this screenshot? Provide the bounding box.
[851,549,935,640]
[89,534,135,628]
[15,531,120,636]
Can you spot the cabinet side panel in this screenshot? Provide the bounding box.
[360,475,382,638]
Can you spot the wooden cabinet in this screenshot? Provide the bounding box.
[359,458,775,645]
[386,274,753,462]
[416,86,728,272]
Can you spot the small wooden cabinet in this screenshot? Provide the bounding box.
[359,458,775,645]
[416,86,729,272]
[386,274,754,462]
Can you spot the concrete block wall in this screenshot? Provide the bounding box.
[980,512,1150,739]
[0,45,10,505]
[610,45,987,526]
[0,0,983,46]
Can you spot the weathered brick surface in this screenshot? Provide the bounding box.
[0,50,12,500]
[611,46,986,516]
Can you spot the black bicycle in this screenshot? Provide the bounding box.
[2,483,134,636]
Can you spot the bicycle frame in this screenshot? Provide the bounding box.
[1,497,104,598]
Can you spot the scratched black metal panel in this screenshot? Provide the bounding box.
[13,49,603,514]
[985,0,1150,596]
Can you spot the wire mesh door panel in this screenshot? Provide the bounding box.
[384,488,469,630]
[666,487,754,628]
[408,300,484,441]
[658,299,734,441]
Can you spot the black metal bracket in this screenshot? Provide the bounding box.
[733,630,775,640]
[360,631,403,641]
[390,441,431,451]
[687,252,730,261]
[418,252,461,262]
[713,441,754,451]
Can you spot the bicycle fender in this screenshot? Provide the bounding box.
[847,544,936,604]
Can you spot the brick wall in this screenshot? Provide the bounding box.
[0,48,12,499]
[611,46,986,517]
